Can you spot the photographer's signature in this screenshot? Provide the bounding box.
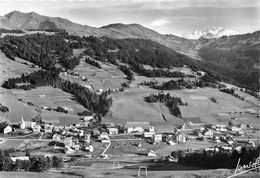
[228,156,260,178]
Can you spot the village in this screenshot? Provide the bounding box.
[0,112,259,166]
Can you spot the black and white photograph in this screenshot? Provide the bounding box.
[0,0,259,177]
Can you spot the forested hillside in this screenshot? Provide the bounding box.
[198,32,260,91]
[0,31,79,70]
[0,30,258,92]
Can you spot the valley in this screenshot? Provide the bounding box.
[0,10,259,178]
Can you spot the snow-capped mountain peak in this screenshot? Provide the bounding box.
[183,26,239,39]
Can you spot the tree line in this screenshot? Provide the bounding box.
[119,65,134,81]
[0,149,63,172]
[85,57,102,69]
[174,145,260,169]
[140,78,210,90]
[0,28,24,35]
[144,93,185,118]
[0,103,9,113]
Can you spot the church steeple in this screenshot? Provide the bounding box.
[20,116,25,129]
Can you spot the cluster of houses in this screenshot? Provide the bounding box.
[1,114,256,159]
[188,121,251,145]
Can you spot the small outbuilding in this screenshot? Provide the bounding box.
[147,150,156,157]
[32,125,41,133]
[153,134,162,143]
[175,132,186,143]
[107,127,118,135]
[3,125,12,134]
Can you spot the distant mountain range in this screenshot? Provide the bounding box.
[183,26,239,39]
[0,11,200,59]
[0,11,259,61]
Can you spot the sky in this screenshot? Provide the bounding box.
[0,0,259,36]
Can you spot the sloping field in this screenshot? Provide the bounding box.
[104,86,260,128]
[0,52,39,85]
[12,86,86,115]
[0,51,84,125]
[60,59,127,91]
[0,87,82,125]
[172,88,259,124]
[104,87,183,129]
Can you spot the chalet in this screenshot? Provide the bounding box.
[92,128,100,136]
[62,156,72,162]
[52,134,61,141]
[125,122,150,132]
[64,146,75,154]
[101,139,110,143]
[79,121,89,127]
[239,123,247,129]
[147,150,156,157]
[3,125,12,134]
[220,146,233,152]
[167,155,178,162]
[235,146,242,152]
[85,145,94,152]
[42,106,51,111]
[84,134,91,143]
[72,144,80,150]
[153,134,162,143]
[10,156,30,162]
[197,132,203,138]
[63,137,73,147]
[143,131,155,138]
[72,72,79,76]
[148,126,155,132]
[84,85,93,90]
[99,132,109,140]
[215,124,227,132]
[203,129,214,138]
[83,115,94,121]
[79,130,84,137]
[127,127,144,133]
[181,123,187,130]
[230,126,241,132]
[107,127,118,135]
[32,125,41,133]
[81,76,87,81]
[44,124,54,133]
[53,125,64,132]
[237,130,245,137]
[175,132,186,143]
[204,147,216,152]
[168,140,176,145]
[199,127,205,132]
